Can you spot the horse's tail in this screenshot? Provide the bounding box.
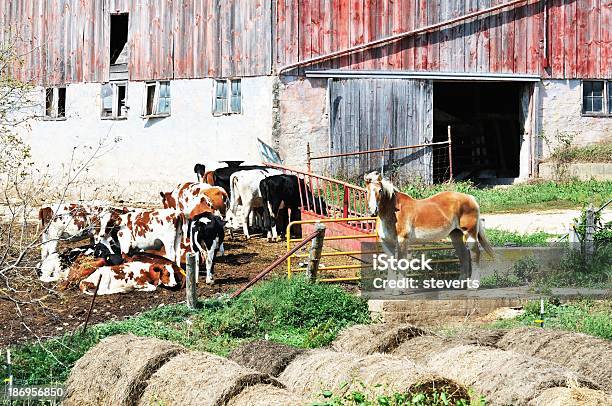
[477,220,495,259]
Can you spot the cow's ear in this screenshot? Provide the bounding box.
[376,173,382,182]
[160,192,165,199]
[364,174,370,184]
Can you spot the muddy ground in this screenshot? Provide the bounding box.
[0,230,361,348]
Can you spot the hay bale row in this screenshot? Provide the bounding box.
[497,327,612,392]
[528,386,612,406]
[228,340,305,377]
[65,335,307,406]
[64,334,185,406]
[331,323,430,355]
[279,349,467,402]
[426,345,599,406]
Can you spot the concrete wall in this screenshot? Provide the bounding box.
[276,77,329,174]
[18,77,275,203]
[539,79,612,159]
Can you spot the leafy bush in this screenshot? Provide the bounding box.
[5,276,370,384]
[548,141,612,164]
[485,229,553,246]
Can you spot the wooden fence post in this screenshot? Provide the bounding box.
[186,253,198,309]
[585,204,595,259]
[306,223,326,282]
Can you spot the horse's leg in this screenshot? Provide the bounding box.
[450,229,471,279]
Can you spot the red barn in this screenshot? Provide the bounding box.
[2,0,610,194]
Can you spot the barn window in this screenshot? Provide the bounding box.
[142,81,170,118]
[582,81,605,115]
[213,79,241,115]
[44,87,66,120]
[101,82,127,119]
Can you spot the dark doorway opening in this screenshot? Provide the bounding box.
[433,82,523,184]
[110,14,129,65]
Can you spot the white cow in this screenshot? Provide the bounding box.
[229,168,282,239]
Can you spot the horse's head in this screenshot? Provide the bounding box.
[364,171,384,216]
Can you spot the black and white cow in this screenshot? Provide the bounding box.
[188,212,225,284]
[259,174,328,241]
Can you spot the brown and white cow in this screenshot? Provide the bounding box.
[160,182,228,219]
[38,202,128,262]
[96,208,184,266]
[79,254,182,295]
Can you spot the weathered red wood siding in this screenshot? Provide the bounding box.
[2,0,608,84]
[275,0,611,79]
[1,0,272,85]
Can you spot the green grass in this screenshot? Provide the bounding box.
[400,179,612,213]
[548,142,612,164]
[485,229,555,246]
[3,276,370,385]
[487,299,612,340]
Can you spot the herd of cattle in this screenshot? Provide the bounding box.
[37,164,327,295]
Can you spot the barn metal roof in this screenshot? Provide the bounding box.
[305,70,541,82]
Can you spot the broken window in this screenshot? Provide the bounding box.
[101,82,127,119]
[142,81,170,117]
[582,81,604,114]
[44,87,66,119]
[213,79,241,115]
[110,13,129,80]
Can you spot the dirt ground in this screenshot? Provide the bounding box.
[0,227,363,348]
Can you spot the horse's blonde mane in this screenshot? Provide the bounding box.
[380,178,396,199]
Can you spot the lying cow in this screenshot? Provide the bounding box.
[229,168,282,239]
[160,182,228,218]
[260,175,328,241]
[79,253,182,295]
[188,212,225,284]
[96,208,184,266]
[38,241,120,283]
[38,202,127,261]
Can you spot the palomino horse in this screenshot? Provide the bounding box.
[364,172,494,274]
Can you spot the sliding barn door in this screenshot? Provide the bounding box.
[328,78,433,183]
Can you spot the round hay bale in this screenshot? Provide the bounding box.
[528,386,612,406]
[225,384,307,406]
[279,349,457,400]
[138,351,282,406]
[391,335,468,363]
[332,323,429,355]
[228,340,305,377]
[64,334,185,406]
[453,328,508,347]
[426,345,599,405]
[497,327,612,392]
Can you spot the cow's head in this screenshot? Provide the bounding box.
[160,191,177,209]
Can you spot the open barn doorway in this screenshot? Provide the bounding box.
[433,82,524,184]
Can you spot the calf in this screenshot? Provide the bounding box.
[38,244,110,283]
[96,208,184,266]
[38,202,126,261]
[260,175,328,241]
[229,168,282,239]
[205,165,270,198]
[188,212,225,284]
[160,182,227,218]
[79,254,182,295]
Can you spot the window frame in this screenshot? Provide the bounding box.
[43,87,67,121]
[213,78,242,116]
[141,80,171,118]
[581,80,610,117]
[101,81,128,120]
